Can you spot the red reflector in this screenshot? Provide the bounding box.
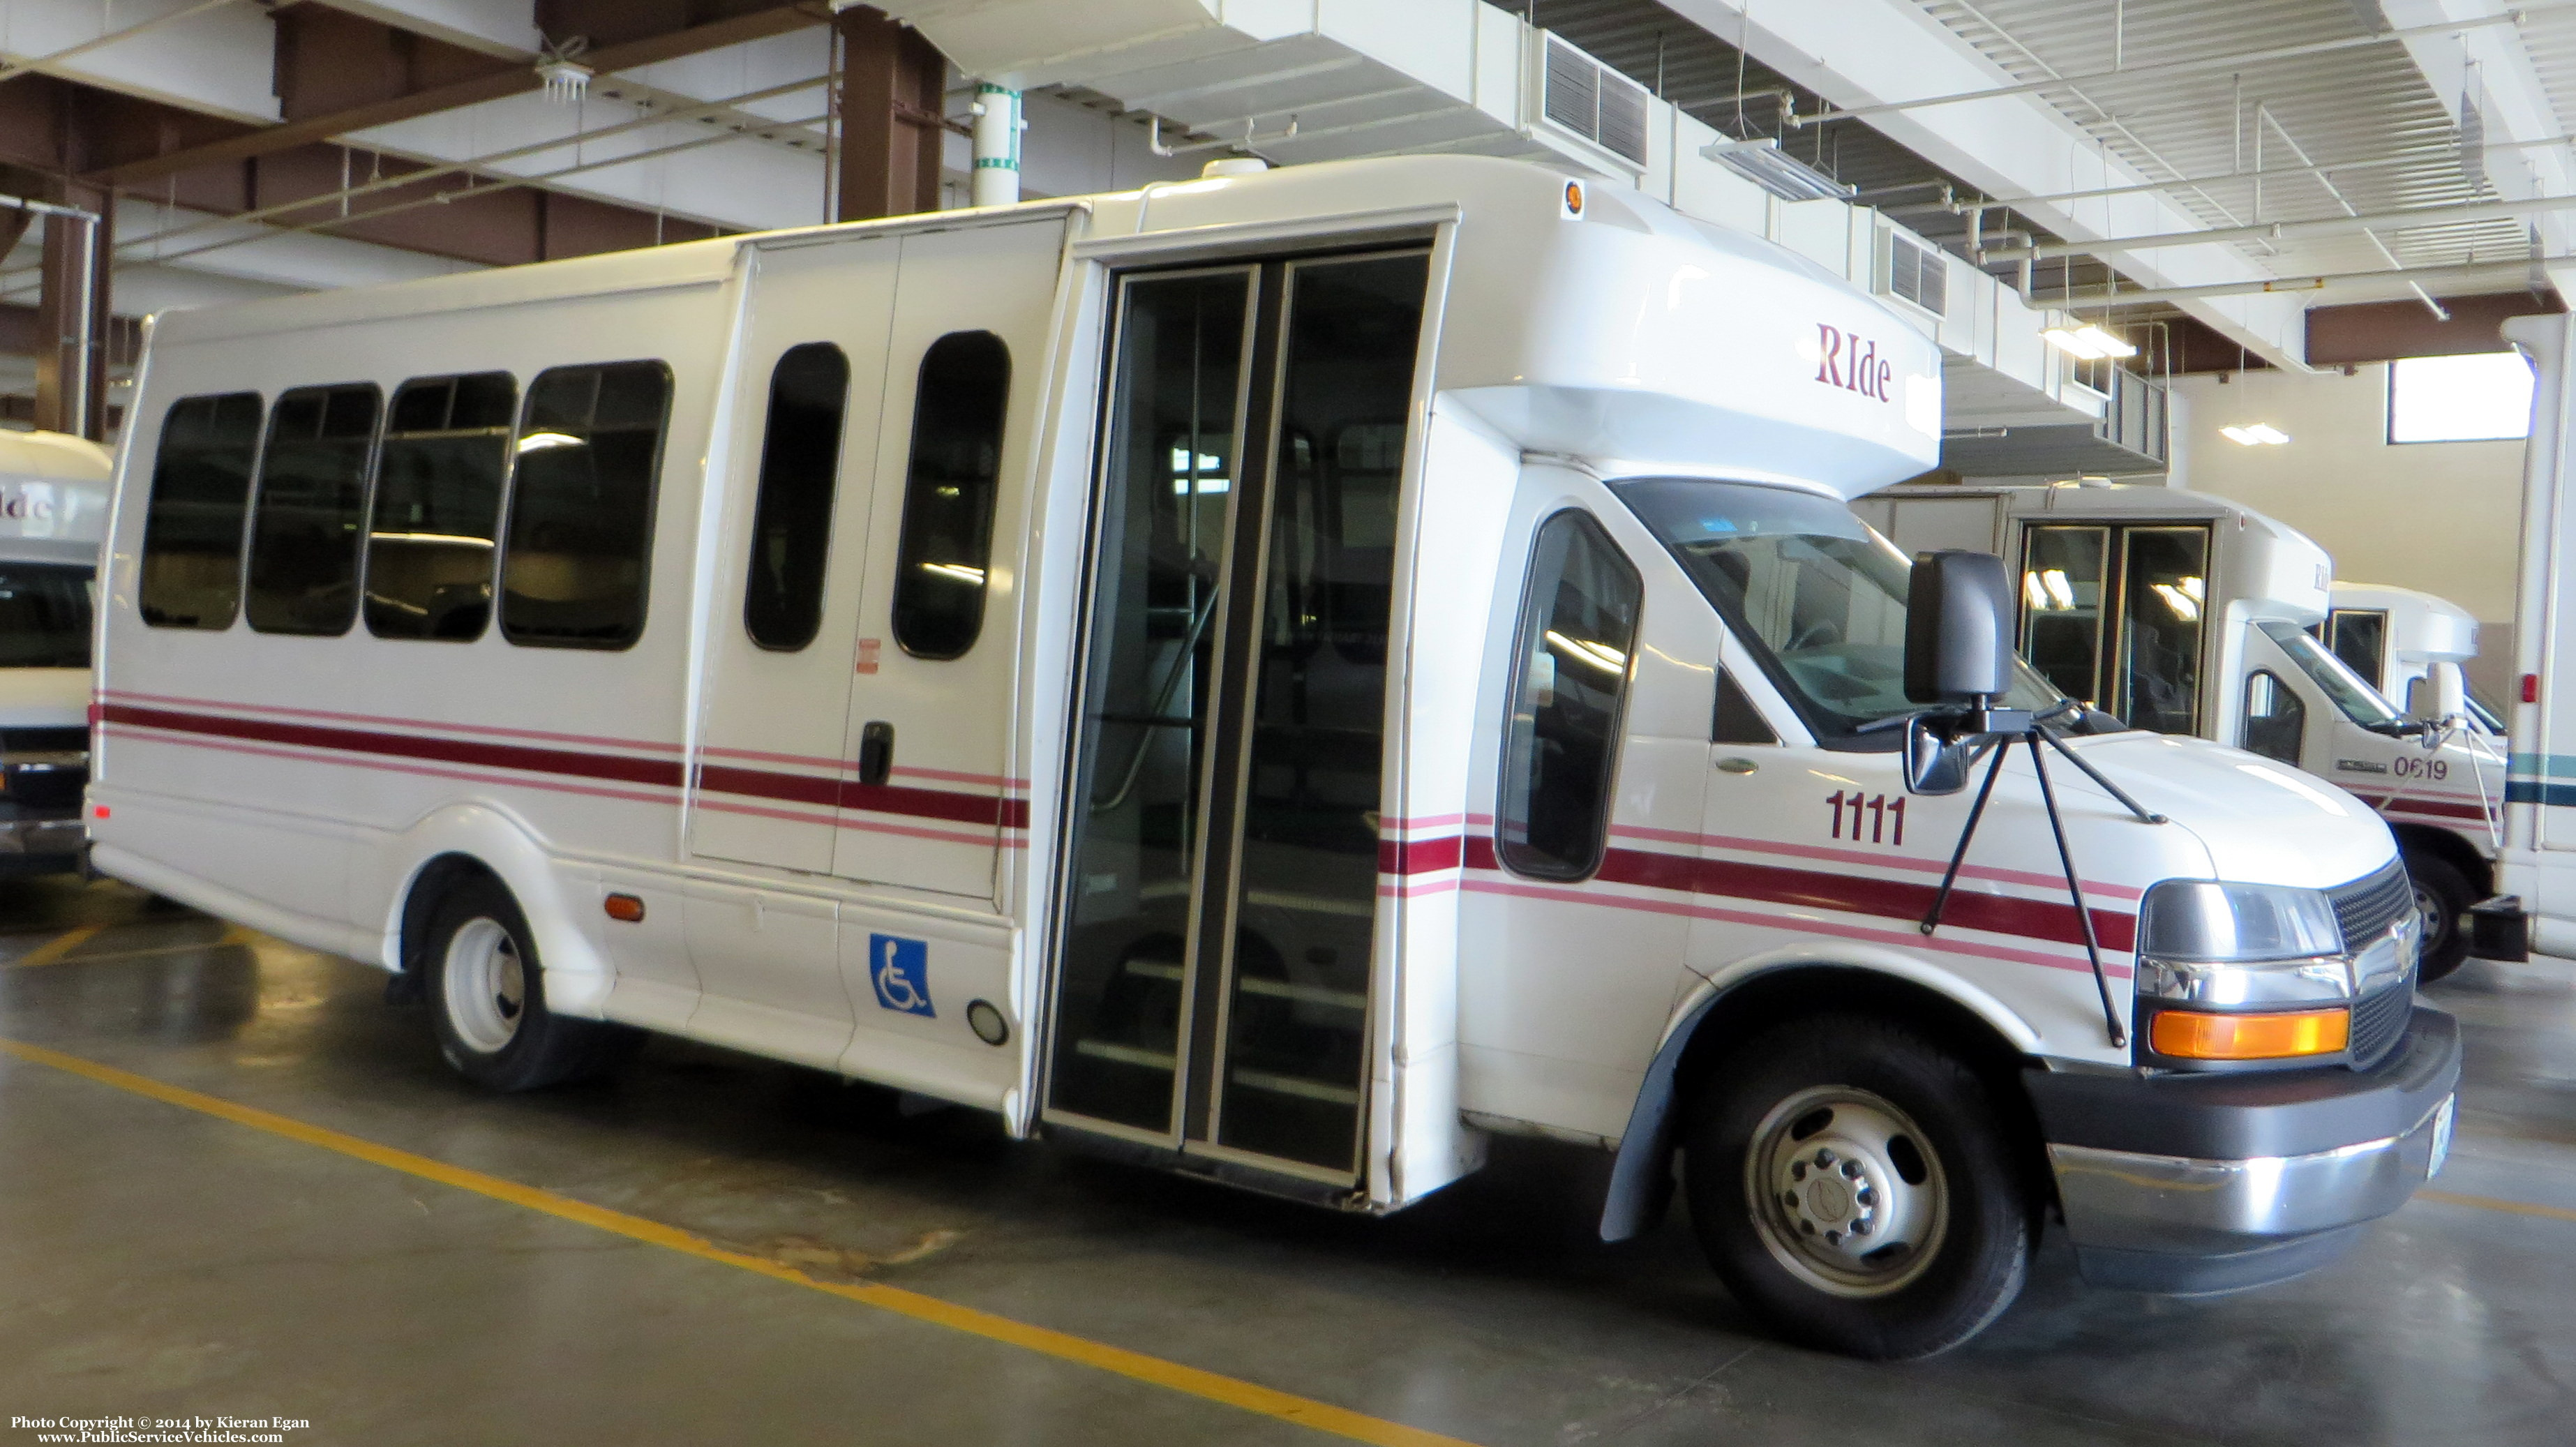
[2525,673,2541,705]
[91,804,108,818]
[604,893,645,923]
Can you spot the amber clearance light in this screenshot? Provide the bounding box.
[2150,1007,2349,1060]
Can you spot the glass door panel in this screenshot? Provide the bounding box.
[2019,524,2108,707]
[1210,253,1428,1171]
[1046,268,1255,1136]
[2117,525,2210,734]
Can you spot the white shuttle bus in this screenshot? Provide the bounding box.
[0,429,111,872]
[93,156,2457,1358]
[2326,581,2501,731]
[1862,483,2503,979]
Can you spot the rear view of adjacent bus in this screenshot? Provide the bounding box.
[0,429,108,873]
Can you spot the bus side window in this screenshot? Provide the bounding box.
[500,360,673,650]
[742,343,851,651]
[890,331,1010,660]
[245,383,382,636]
[139,392,266,630]
[1498,509,1642,880]
[2242,669,2305,767]
[1712,666,1779,744]
[366,372,516,642]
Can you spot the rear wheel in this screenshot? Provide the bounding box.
[424,874,631,1091]
[2404,850,2473,984]
[1684,1014,2032,1360]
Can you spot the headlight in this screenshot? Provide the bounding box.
[2136,880,2351,1063]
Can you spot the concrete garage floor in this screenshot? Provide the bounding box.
[2,878,2573,1446]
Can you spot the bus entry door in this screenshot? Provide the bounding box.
[1040,249,1431,1186]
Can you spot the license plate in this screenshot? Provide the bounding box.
[2428,1094,2457,1178]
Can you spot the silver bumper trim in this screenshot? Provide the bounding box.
[2051,1093,2454,1257]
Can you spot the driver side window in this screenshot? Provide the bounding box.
[1498,510,1642,880]
[2242,669,2305,766]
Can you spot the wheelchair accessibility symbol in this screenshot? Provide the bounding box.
[868,934,934,1017]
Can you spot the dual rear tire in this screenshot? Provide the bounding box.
[423,874,632,1091]
[1684,1015,2035,1360]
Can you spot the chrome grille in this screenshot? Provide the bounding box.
[2330,859,2414,954]
[2331,860,2417,1070]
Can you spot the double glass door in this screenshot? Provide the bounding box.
[2019,521,2211,734]
[1042,249,1429,1182]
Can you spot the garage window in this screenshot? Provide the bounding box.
[366,373,516,642]
[2388,352,2534,444]
[891,331,1010,660]
[246,383,382,636]
[500,361,672,650]
[139,392,266,629]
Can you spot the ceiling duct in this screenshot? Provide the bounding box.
[1538,34,1648,169]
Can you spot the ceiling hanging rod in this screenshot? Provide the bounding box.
[1975,133,2576,211]
[1979,190,2576,262]
[1784,8,2571,128]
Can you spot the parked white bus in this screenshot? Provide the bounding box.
[2326,581,2499,732]
[0,429,109,872]
[93,155,2455,1358]
[1860,482,2503,980]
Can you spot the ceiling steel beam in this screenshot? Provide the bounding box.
[1982,191,2576,262]
[85,3,823,188]
[2028,257,2547,307]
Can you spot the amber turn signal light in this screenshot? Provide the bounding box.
[603,893,646,923]
[2150,1006,2349,1060]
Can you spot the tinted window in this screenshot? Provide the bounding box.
[891,331,1010,659]
[139,392,264,629]
[2242,670,2305,767]
[0,563,93,668]
[1712,668,1777,744]
[246,384,380,636]
[2326,608,2388,691]
[1499,511,1641,880]
[366,373,516,641]
[743,343,849,650]
[500,361,671,650]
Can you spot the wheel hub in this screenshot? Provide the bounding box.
[1745,1086,1948,1298]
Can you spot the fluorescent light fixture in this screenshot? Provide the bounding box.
[516,430,584,453]
[1699,137,1856,202]
[2219,423,2290,446]
[2023,571,2049,612]
[2042,568,2075,610]
[1544,629,1628,674]
[2150,582,2201,623]
[920,562,987,585]
[2042,324,2139,361]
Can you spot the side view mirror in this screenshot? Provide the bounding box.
[2422,660,2466,724]
[1904,549,2014,705]
[1904,714,1970,795]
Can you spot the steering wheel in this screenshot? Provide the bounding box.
[1787,620,1843,651]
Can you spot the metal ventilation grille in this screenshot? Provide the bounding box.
[1541,36,1649,167]
[1885,232,1947,317]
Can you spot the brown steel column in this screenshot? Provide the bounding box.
[82,200,112,440]
[834,6,947,221]
[31,212,82,437]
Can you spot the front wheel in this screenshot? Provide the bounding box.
[424,874,631,1092]
[2404,850,2473,984]
[1684,1015,2033,1360]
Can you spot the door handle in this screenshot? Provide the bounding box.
[859,721,894,787]
[1714,756,1760,774]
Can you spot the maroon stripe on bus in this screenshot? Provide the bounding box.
[103,702,1025,833]
[1432,826,2136,952]
[1379,834,1464,875]
[2380,797,2488,822]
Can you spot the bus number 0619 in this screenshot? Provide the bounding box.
[1827,790,1904,846]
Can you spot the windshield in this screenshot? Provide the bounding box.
[2467,688,2505,735]
[0,562,91,668]
[2255,619,2399,728]
[1612,478,2065,745]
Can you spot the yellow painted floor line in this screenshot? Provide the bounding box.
[2417,1187,2576,1225]
[17,924,270,969]
[0,1037,1482,1447]
[10,924,100,967]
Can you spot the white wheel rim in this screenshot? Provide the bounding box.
[1744,1084,1949,1299]
[443,917,525,1054]
[2413,881,2453,950]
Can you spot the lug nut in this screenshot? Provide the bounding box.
[1790,1162,1806,1180]
[1781,1191,1798,1209]
[1841,1160,1864,1179]
[1851,1219,1872,1236]
[1815,1148,1838,1167]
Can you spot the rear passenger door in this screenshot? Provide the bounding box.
[689,237,899,874]
[829,218,1063,899]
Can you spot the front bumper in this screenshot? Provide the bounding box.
[0,804,84,864]
[2026,1007,2461,1294]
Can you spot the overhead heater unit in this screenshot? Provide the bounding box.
[1537,35,1649,169]
[1702,137,1856,202]
[1882,230,1948,317]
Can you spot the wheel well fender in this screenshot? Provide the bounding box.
[1597,954,2040,1243]
[2390,823,2491,899]
[374,804,609,1018]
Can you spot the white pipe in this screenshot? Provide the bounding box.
[971,82,1021,208]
